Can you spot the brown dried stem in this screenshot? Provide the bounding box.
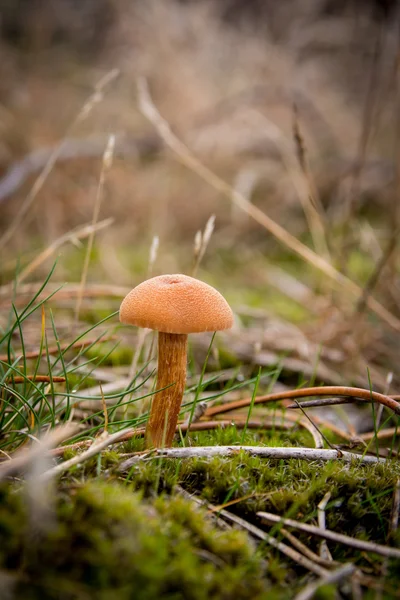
[205,386,400,417]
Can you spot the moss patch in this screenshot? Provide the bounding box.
[0,481,266,600]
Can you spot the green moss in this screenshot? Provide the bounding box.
[0,481,266,600]
[120,430,400,553]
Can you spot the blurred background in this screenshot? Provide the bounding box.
[0,0,400,390]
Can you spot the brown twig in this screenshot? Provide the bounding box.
[4,375,66,384]
[205,386,400,417]
[360,427,399,441]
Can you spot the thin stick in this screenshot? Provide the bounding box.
[360,427,399,441]
[294,563,356,600]
[318,491,333,562]
[279,527,339,569]
[0,69,119,250]
[153,446,383,464]
[291,103,330,260]
[75,135,115,323]
[290,398,333,449]
[137,77,400,333]
[286,397,357,409]
[257,511,400,559]
[204,386,400,417]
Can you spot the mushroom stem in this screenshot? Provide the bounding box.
[146,332,188,448]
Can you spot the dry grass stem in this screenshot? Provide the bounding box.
[137,77,400,333]
[4,375,66,384]
[205,386,400,417]
[74,134,115,324]
[192,214,216,276]
[257,512,400,559]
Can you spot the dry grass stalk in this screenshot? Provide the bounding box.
[192,214,216,276]
[128,235,160,381]
[204,386,400,417]
[74,134,115,324]
[4,375,65,384]
[137,77,400,333]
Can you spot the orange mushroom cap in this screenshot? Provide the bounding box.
[119,274,233,334]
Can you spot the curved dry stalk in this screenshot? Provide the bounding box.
[137,77,400,333]
[205,386,400,417]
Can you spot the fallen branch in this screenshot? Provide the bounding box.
[153,445,383,464]
[257,511,400,559]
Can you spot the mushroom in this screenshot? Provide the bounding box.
[119,274,233,448]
